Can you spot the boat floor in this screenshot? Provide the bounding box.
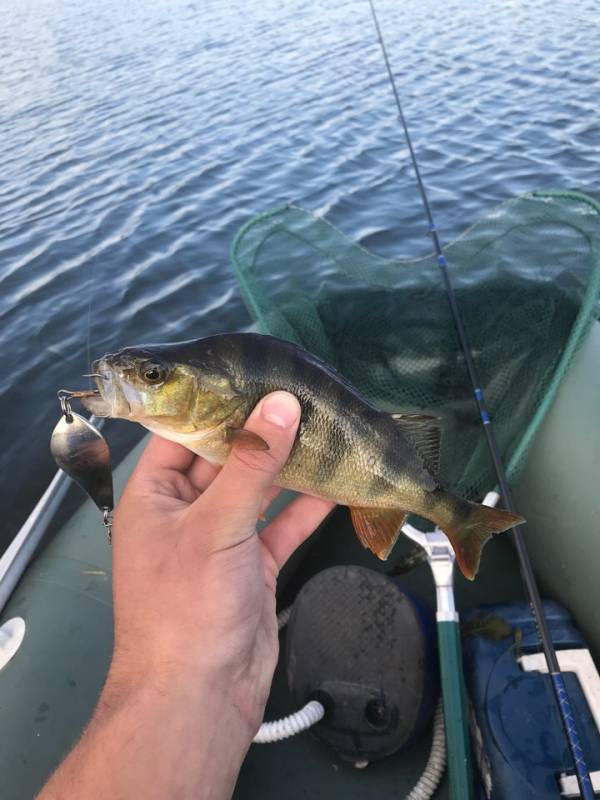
[1,438,531,799]
[236,505,529,799]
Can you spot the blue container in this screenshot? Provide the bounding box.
[462,601,600,799]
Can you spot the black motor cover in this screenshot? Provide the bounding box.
[286,565,439,764]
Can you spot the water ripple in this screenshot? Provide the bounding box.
[1,0,599,549]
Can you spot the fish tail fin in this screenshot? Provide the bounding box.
[442,500,524,581]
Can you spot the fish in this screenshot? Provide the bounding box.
[386,544,428,575]
[461,614,514,640]
[81,332,524,579]
[461,614,523,655]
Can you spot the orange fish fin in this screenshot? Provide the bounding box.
[443,504,524,581]
[390,413,441,475]
[349,506,409,560]
[225,428,270,451]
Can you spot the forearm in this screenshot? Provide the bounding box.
[38,660,255,800]
[38,396,310,799]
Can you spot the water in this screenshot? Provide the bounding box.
[1,0,599,551]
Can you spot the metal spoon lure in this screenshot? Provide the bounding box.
[50,390,114,542]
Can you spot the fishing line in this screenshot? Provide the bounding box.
[366,1,594,797]
[85,256,99,389]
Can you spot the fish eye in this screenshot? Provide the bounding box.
[140,360,167,385]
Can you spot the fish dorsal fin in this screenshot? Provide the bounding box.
[390,413,441,475]
[349,506,409,560]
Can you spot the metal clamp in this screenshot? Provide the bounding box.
[57,390,74,423]
[401,523,458,622]
[400,491,500,622]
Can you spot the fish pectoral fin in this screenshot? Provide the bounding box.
[390,413,441,475]
[349,506,409,560]
[225,427,270,451]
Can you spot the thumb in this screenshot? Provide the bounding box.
[196,391,301,549]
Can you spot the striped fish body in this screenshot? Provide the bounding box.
[206,335,435,504]
[85,333,523,579]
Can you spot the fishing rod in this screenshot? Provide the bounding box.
[366,2,594,799]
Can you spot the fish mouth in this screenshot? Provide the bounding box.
[80,392,112,417]
[80,359,133,419]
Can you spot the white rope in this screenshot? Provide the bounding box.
[406,701,446,800]
[253,700,325,744]
[276,606,292,630]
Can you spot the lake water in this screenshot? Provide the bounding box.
[1,0,599,551]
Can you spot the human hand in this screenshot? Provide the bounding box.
[109,390,335,734]
[39,392,335,800]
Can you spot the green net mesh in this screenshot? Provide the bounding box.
[231,190,600,501]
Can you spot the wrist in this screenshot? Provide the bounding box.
[104,647,264,741]
[108,618,275,735]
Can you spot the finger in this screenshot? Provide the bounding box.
[135,435,196,474]
[259,495,336,570]
[197,392,301,548]
[186,457,222,493]
[259,485,283,519]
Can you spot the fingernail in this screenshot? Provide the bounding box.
[261,392,300,429]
